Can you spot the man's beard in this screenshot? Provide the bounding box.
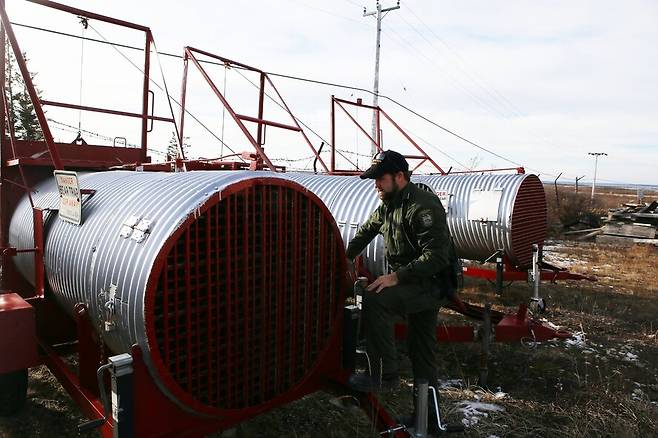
[379,180,400,202]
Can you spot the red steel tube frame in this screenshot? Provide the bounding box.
[330,96,445,174]
[447,167,526,175]
[15,0,158,161]
[462,265,596,283]
[41,100,174,123]
[179,46,330,173]
[0,3,62,169]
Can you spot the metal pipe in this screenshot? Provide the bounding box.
[414,379,429,437]
[0,6,62,168]
[141,31,151,158]
[184,48,278,172]
[532,244,540,300]
[40,100,174,122]
[26,0,150,32]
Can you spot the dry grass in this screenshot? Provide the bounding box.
[1,245,657,437]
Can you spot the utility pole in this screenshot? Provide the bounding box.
[588,152,607,201]
[363,0,400,156]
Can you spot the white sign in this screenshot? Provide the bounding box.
[54,170,82,225]
[468,189,503,222]
[436,190,451,208]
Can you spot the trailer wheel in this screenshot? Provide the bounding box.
[0,369,28,416]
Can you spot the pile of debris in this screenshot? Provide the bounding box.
[597,201,657,245]
[563,201,658,245]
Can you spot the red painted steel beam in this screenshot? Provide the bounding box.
[0,6,62,169]
[463,266,526,281]
[183,47,330,172]
[412,158,427,172]
[263,74,329,172]
[334,100,379,149]
[256,73,266,145]
[462,265,596,282]
[32,208,45,299]
[379,107,445,174]
[1,74,34,206]
[184,47,279,172]
[330,96,336,172]
[449,167,526,175]
[41,100,174,123]
[26,0,149,32]
[177,55,189,152]
[141,32,151,158]
[186,46,262,72]
[331,96,443,173]
[236,114,301,132]
[333,97,379,111]
[39,341,111,434]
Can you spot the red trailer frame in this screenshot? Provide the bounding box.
[329,96,445,175]
[178,46,330,173]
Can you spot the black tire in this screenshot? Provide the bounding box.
[0,369,28,416]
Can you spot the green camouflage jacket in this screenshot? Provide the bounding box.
[345,182,451,284]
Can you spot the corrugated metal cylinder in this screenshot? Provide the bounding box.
[282,172,547,275]
[414,173,547,268]
[9,170,346,415]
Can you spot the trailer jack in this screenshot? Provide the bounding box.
[379,380,464,437]
[77,353,133,437]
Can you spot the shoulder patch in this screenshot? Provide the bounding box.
[418,209,434,228]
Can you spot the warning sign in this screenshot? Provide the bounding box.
[436,190,450,203]
[54,170,82,225]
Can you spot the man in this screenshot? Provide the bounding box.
[345,150,453,406]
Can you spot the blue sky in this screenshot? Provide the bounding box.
[6,0,658,185]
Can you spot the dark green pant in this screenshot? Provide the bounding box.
[362,282,445,383]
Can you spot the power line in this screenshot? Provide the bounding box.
[13,19,563,177]
[230,66,362,170]
[380,20,513,119]
[287,0,364,24]
[13,20,241,159]
[48,118,167,156]
[399,3,584,171]
[401,3,522,118]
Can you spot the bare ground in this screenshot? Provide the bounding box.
[1,242,657,437]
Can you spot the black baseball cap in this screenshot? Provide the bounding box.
[359,150,409,179]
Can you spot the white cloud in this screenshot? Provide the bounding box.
[5,0,657,184]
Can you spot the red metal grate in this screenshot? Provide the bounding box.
[510,175,547,268]
[151,184,343,410]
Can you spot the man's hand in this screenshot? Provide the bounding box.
[366,272,399,294]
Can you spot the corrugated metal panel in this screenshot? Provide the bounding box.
[8,170,345,414]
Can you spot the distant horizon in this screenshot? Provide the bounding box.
[547,180,658,191]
